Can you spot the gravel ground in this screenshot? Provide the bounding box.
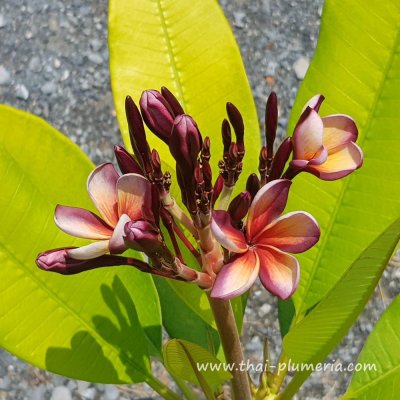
[0,0,398,399]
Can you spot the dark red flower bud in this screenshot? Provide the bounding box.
[125,96,152,175]
[246,173,261,200]
[265,92,278,163]
[211,175,224,207]
[229,142,238,161]
[36,248,131,275]
[161,86,185,116]
[114,145,143,175]
[140,90,175,144]
[259,145,268,184]
[124,219,162,252]
[228,191,251,222]
[202,161,213,192]
[169,114,202,173]
[201,136,211,161]
[194,163,204,186]
[226,102,245,157]
[268,137,293,181]
[221,119,232,157]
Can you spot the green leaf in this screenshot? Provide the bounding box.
[108,0,260,180]
[164,339,231,395]
[343,295,400,400]
[0,105,162,383]
[286,0,400,317]
[283,218,400,366]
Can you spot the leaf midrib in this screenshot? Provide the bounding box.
[296,13,400,317]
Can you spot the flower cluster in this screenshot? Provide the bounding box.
[36,89,363,300]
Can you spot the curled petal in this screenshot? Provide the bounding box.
[246,179,291,239]
[109,214,131,254]
[256,246,299,300]
[302,94,325,113]
[293,107,324,161]
[117,173,152,220]
[67,240,110,260]
[255,211,320,253]
[211,210,248,253]
[306,142,363,181]
[55,205,113,239]
[87,163,119,227]
[211,250,259,300]
[322,114,358,151]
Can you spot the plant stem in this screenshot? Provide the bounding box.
[272,352,289,394]
[145,374,182,400]
[208,296,252,400]
[217,184,234,210]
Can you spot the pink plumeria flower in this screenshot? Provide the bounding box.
[291,95,363,180]
[210,179,320,300]
[54,163,152,260]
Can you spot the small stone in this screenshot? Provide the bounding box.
[0,66,11,85]
[66,380,77,392]
[88,53,103,65]
[28,385,46,400]
[41,81,56,94]
[60,70,70,81]
[0,376,10,390]
[81,387,96,400]
[233,11,246,29]
[15,84,29,100]
[293,56,310,80]
[28,56,41,72]
[77,380,90,394]
[50,386,72,400]
[90,39,102,52]
[0,14,6,28]
[54,58,61,69]
[104,385,119,400]
[258,303,272,317]
[49,15,58,32]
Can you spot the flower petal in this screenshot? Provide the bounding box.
[211,210,248,253]
[246,179,291,240]
[255,211,320,253]
[109,214,131,254]
[211,250,259,300]
[322,114,358,151]
[302,94,325,113]
[293,107,324,160]
[67,240,110,260]
[55,205,113,239]
[87,163,119,227]
[256,246,299,300]
[306,142,363,181]
[117,173,152,220]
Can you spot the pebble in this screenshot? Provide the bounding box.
[88,53,103,64]
[81,387,96,400]
[233,11,246,29]
[0,65,11,85]
[28,385,46,400]
[258,303,272,317]
[41,81,57,94]
[293,56,310,80]
[15,84,29,100]
[28,56,42,72]
[0,14,6,28]
[104,384,119,400]
[50,386,72,400]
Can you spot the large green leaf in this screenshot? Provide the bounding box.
[343,295,400,400]
[286,0,400,317]
[0,105,162,383]
[108,0,260,180]
[283,218,400,366]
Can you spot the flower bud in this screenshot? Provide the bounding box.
[125,96,152,175]
[124,219,162,253]
[246,173,260,200]
[211,175,224,207]
[36,248,129,275]
[140,90,175,144]
[114,145,143,175]
[226,102,245,157]
[221,119,232,157]
[268,137,293,181]
[228,191,251,222]
[161,86,185,115]
[265,92,278,162]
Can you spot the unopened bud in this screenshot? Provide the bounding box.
[246,173,260,200]
[114,145,143,175]
[268,137,293,181]
[161,86,185,116]
[140,90,175,143]
[36,248,129,275]
[221,119,232,157]
[228,191,251,222]
[211,175,224,207]
[226,102,245,157]
[265,92,278,162]
[124,220,161,252]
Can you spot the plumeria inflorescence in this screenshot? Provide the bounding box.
[36,89,363,300]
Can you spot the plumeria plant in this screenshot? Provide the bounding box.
[1,0,400,399]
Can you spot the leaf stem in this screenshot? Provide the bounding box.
[208,296,252,400]
[217,184,234,210]
[145,374,182,400]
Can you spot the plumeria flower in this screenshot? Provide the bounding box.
[53,163,152,260]
[291,95,363,180]
[211,179,320,300]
